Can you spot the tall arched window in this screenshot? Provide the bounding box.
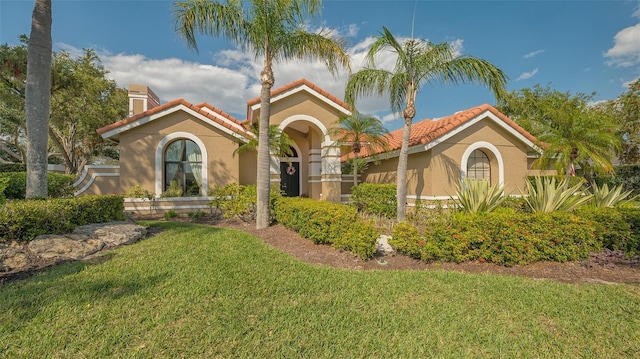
[164,139,202,196]
[466,149,490,183]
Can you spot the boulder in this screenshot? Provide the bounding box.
[0,221,147,276]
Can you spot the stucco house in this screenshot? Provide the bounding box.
[76,78,551,212]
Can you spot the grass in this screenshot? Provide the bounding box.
[1,221,639,358]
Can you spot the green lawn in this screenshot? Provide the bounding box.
[1,221,639,358]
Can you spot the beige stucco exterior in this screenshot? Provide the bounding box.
[117,109,242,197]
[83,79,550,213]
[362,112,544,201]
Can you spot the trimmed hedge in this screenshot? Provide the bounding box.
[390,211,601,266]
[0,172,75,199]
[0,195,125,242]
[575,206,640,254]
[350,183,396,218]
[0,163,26,173]
[275,197,379,259]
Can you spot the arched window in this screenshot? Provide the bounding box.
[164,139,202,196]
[466,149,490,183]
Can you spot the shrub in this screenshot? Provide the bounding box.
[595,165,640,195]
[125,184,154,200]
[160,180,184,198]
[522,176,592,212]
[575,207,636,253]
[589,183,636,208]
[332,220,379,259]
[0,177,7,206]
[452,178,507,213]
[0,195,125,242]
[0,163,26,173]
[392,211,600,266]
[164,209,179,220]
[274,197,377,258]
[0,172,75,199]
[209,183,281,223]
[350,183,396,218]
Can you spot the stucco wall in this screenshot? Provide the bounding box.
[118,110,241,196]
[362,115,535,198]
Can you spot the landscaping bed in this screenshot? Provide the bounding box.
[136,214,640,285]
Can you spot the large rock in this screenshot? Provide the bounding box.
[0,221,147,274]
[27,236,105,261]
[0,243,29,272]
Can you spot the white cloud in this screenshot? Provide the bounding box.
[523,50,544,59]
[346,24,359,37]
[515,68,539,81]
[56,27,466,121]
[605,23,640,67]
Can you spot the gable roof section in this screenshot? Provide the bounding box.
[246,78,352,123]
[97,99,252,142]
[354,104,542,160]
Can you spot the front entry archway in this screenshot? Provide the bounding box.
[280,146,300,197]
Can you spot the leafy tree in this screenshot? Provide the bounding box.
[0,39,127,174]
[174,0,350,229]
[25,0,52,198]
[329,112,389,186]
[0,36,28,163]
[497,84,621,189]
[613,79,640,165]
[345,26,507,221]
[48,50,128,174]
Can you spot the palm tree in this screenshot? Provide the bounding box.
[233,123,295,159]
[24,0,52,198]
[329,112,389,186]
[174,0,350,229]
[345,26,507,221]
[498,84,621,189]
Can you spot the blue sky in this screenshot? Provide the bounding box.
[1,0,640,131]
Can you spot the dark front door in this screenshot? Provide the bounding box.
[280,162,300,197]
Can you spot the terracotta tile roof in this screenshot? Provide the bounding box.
[246,78,352,121]
[352,104,540,159]
[97,99,251,140]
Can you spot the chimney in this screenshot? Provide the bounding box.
[128,84,160,116]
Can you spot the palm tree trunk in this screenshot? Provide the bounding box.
[353,153,359,187]
[256,58,274,230]
[25,0,52,199]
[396,119,411,221]
[397,86,416,221]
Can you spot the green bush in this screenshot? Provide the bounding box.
[0,177,7,206]
[0,172,75,199]
[164,209,179,220]
[391,211,601,266]
[160,180,184,198]
[617,205,640,253]
[275,197,378,258]
[350,183,396,218]
[0,195,125,242]
[209,183,281,223]
[0,163,26,173]
[522,176,592,212]
[453,178,507,213]
[575,206,638,253]
[595,165,640,195]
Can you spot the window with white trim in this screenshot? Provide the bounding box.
[466,149,490,183]
[164,139,202,196]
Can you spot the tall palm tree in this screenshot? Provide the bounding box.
[329,112,389,186]
[345,26,507,221]
[25,0,52,198]
[174,0,350,229]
